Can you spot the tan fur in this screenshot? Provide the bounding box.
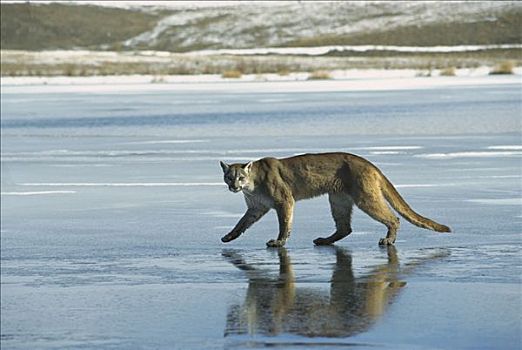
[220,152,450,247]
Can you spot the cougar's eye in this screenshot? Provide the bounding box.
[239,176,245,181]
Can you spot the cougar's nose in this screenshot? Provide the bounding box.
[229,185,240,193]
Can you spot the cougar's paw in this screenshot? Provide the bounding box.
[266,239,285,248]
[221,233,236,243]
[313,237,332,246]
[378,237,395,246]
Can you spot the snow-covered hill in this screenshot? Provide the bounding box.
[1,1,521,52]
[121,1,521,51]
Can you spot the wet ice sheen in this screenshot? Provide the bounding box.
[1,81,521,349]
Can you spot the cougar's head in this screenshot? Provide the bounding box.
[220,161,254,193]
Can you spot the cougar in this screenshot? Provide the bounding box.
[220,152,450,247]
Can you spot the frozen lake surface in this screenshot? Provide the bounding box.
[1,77,521,349]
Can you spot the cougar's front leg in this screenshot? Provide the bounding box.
[221,207,269,243]
[267,199,294,248]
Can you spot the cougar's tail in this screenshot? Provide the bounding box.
[381,176,451,233]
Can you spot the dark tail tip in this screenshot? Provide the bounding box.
[437,224,451,233]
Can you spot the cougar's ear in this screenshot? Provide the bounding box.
[220,161,230,173]
[243,161,253,173]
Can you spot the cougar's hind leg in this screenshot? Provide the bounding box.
[355,192,400,246]
[314,193,354,246]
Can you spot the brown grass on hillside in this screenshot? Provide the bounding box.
[1,50,521,77]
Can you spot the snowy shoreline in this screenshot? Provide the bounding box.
[1,68,521,94]
[190,44,522,56]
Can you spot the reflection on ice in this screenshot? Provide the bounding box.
[223,247,448,339]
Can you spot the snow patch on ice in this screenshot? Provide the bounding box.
[466,198,522,206]
[487,145,522,150]
[395,183,459,188]
[370,151,403,155]
[415,151,522,159]
[1,191,77,196]
[125,140,209,145]
[19,182,224,187]
[203,211,243,219]
[353,146,423,151]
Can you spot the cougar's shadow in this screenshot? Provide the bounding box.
[223,246,445,338]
